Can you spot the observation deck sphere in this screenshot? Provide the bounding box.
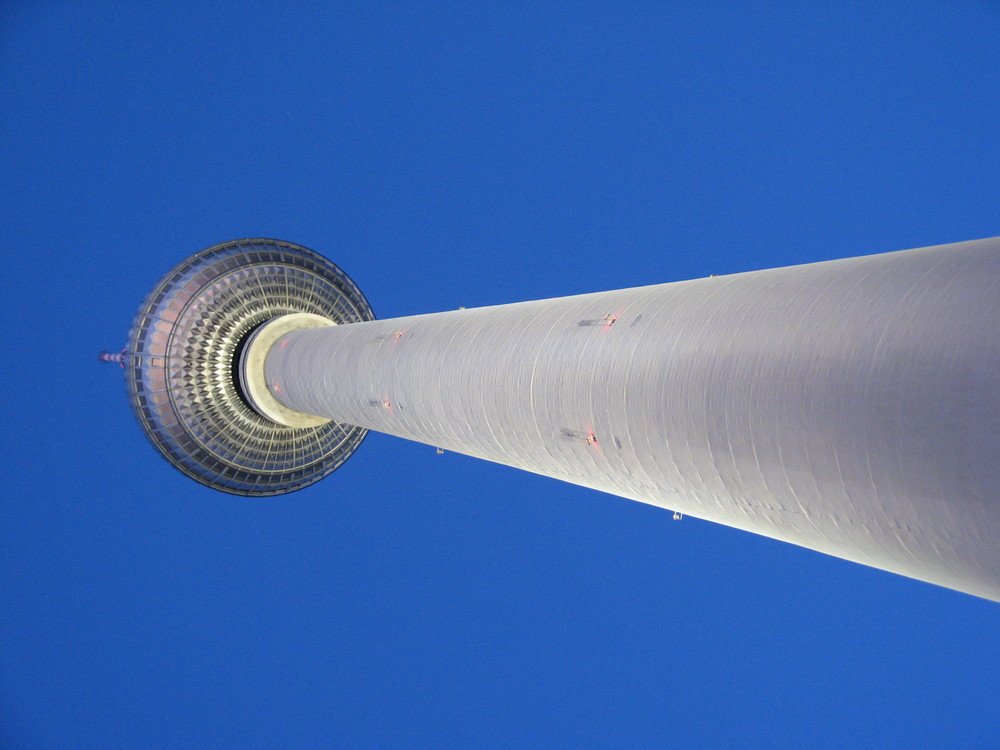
[124,238,374,495]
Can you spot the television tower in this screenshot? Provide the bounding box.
[105,238,1000,601]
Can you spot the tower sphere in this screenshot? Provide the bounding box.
[124,238,374,495]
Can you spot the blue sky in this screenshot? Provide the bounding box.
[2,2,998,748]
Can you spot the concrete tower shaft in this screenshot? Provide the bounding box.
[259,238,1000,600]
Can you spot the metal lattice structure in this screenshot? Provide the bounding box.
[123,239,374,495]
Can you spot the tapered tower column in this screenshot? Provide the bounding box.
[252,238,1000,600]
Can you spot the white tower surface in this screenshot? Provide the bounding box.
[114,238,999,601]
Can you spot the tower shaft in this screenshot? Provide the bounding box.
[261,238,1000,600]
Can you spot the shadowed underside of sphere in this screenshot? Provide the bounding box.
[125,239,374,495]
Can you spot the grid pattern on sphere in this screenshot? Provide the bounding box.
[125,238,374,495]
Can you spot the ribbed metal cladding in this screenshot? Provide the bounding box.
[125,238,374,496]
[265,238,1000,601]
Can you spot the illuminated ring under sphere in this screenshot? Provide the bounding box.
[125,238,374,496]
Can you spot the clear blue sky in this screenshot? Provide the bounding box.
[2,3,998,748]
